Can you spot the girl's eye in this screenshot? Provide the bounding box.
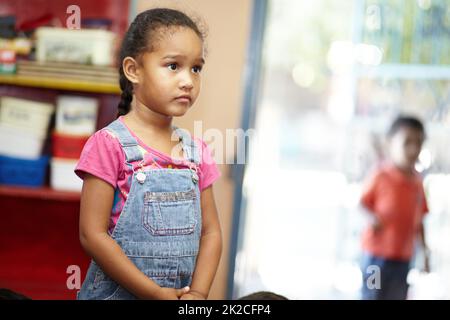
[192,65,202,74]
[167,63,178,71]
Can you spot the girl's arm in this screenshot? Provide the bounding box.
[79,174,188,299]
[181,185,222,299]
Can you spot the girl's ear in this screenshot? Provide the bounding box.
[122,57,140,84]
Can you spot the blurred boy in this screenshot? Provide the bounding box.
[360,116,430,300]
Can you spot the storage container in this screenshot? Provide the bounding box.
[50,158,82,191]
[0,49,16,74]
[52,132,89,159]
[56,96,98,136]
[0,154,49,187]
[0,123,47,159]
[36,27,115,66]
[0,96,54,134]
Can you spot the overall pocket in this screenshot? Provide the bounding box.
[143,189,197,236]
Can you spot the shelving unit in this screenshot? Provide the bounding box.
[0,73,118,299]
[0,70,120,196]
[0,70,120,300]
[0,185,80,201]
[0,0,132,301]
[0,74,120,94]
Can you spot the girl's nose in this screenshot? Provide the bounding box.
[179,72,194,90]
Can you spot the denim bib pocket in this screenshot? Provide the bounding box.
[143,189,197,236]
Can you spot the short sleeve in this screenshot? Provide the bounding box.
[75,129,125,188]
[197,139,221,191]
[360,170,381,212]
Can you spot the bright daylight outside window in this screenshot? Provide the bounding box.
[233,0,450,299]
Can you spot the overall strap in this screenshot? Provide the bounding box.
[105,119,143,163]
[173,127,200,165]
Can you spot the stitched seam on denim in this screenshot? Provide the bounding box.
[144,189,196,202]
[126,253,197,258]
[104,285,121,300]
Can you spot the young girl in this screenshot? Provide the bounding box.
[75,8,222,300]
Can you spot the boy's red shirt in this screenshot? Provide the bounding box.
[361,163,428,261]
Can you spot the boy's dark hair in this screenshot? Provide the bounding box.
[117,8,205,117]
[387,115,425,137]
[238,291,288,300]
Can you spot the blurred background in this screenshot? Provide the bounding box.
[1,0,449,300]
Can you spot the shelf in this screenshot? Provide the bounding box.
[0,185,81,202]
[0,74,120,94]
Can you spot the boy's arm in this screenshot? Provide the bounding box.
[79,174,188,299]
[359,203,382,231]
[181,185,222,299]
[419,222,430,273]
[419,222,427,248]
[419,183,430,272]
[359,171,383,230]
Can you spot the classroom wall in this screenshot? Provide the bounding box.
[136,0,253,299]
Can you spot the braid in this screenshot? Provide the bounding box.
[117,8,206,117]
[117,68,133,117]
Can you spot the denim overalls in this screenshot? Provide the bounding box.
[77,119,202,300]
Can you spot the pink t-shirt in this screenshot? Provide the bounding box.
[75,117,221,234]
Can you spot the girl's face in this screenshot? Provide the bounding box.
[134,27,204,117]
